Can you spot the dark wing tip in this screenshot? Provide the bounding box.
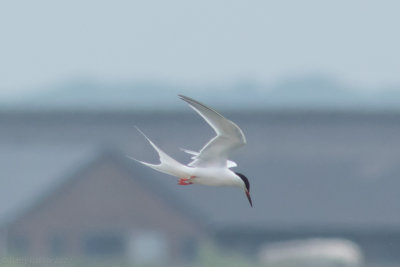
[178,94,226,120]
[178,94,199,104]
[178,94,190,100]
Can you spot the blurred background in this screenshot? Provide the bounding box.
[1,1,400,266]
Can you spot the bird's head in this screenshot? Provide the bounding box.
[235,172,252,207]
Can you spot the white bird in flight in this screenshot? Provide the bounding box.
[131,95,252,207]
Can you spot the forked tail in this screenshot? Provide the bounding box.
[128,127,190,178]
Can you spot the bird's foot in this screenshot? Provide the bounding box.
[178,176,196,185]
[178,178,192,185]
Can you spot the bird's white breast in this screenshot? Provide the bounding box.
[190,167,241,187]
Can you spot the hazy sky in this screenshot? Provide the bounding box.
[1,0,400,96]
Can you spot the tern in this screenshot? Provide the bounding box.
[131,95,252,207]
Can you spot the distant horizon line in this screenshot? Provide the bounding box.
[2,107,400,115]
[1,73,400,98]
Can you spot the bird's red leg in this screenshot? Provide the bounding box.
[178,176,196,185]
[178,178,192,185]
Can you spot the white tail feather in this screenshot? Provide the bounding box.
[131,127,191,178]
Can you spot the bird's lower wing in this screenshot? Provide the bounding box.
[182,147,237,168]
[188,135,243,168]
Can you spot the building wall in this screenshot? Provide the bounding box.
[6,156,204,263]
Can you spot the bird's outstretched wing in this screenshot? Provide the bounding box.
[179,95,246,168]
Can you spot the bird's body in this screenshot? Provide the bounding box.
[130,95,253,206]
[186,167,243,187]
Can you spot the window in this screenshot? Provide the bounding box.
[127,231,168,264]
[49,234,66,256]
[9,235,29,255]
[83,233,124,257]
[182,237,198,261]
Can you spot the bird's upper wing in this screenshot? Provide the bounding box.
[179,95,246,168]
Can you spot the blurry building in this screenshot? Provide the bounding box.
[1,111,400,265]
[2,151,203,264]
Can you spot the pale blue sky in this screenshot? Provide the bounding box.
[1,0,400,97]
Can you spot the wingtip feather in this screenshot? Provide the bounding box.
[127,155,159,169]
[135,126,161,152]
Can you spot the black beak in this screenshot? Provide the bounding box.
[245,190,253,207]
